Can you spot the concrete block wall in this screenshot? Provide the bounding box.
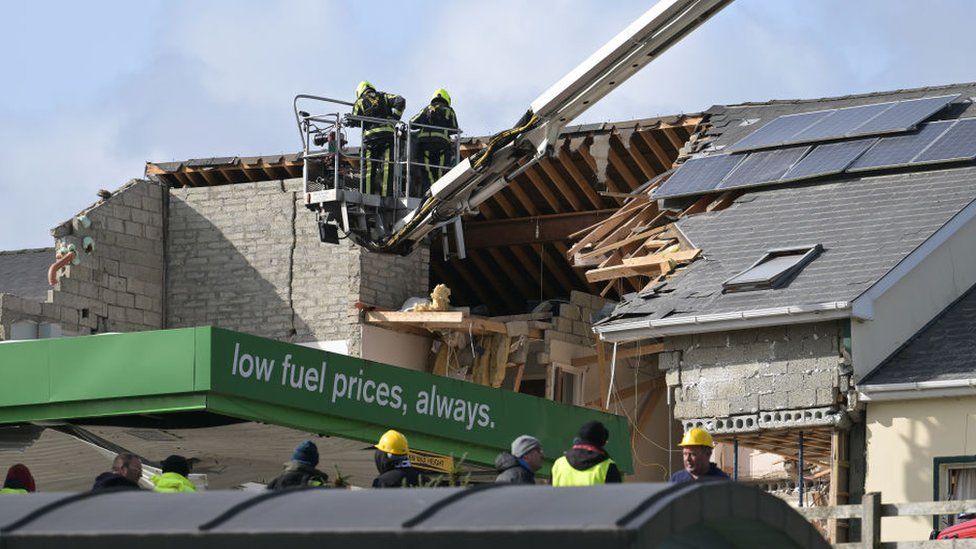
[662,321,845,426]
[0,294,82,339]
[167,178,428,355]
[49,179,166,334]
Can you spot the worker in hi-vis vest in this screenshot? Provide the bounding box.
[551,420,622,486]
[409,88,458,197]
[352,81,405,197]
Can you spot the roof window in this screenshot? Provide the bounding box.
[722,244,823,293]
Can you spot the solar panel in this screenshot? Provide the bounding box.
[781,138,877,181]
[726,111,832,152]
[652,154,744,199]
[912,118,976,165]
[851,94,960,136]
[789,103,893,142]
[718,145,810,189]
[846,121,954,172]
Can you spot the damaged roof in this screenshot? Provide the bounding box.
[0,248,53,302]
[860,281,976,386]
[598,82,976,329]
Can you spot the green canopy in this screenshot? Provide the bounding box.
[0,327,632,473]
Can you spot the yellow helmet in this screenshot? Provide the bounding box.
[431,88,451,105]
[678,427,714,448]
[356,80,374,98]
[375,429,409,455]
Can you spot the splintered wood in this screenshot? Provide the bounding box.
[567,185,740,296]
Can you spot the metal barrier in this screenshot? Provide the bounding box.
[796,493,976,548]
[293,95,462,249]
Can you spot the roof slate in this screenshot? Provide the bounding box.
[609,166,976,322]
[0,248,54,302]
[861,282,976,385]
[601,83,976,327]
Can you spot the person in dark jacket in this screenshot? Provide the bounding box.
[495,434,543,484]
[1,463,35,494]
[371,429,420,488]
[551,420,622,486]
[670,427,730,483]
[267,440,330,490]
[409,88,458,197]
[92,453,142,491]
[352,80,406,197]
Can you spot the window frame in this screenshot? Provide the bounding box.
[722,243,824,293]
[546,362,584,406]
[933,455,976,530]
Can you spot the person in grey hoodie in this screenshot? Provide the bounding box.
[495,435,544,484]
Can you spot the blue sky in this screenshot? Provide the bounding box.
[1,0,975,250]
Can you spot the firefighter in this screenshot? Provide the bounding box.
[371,429,420,488]
[409,88,458,197]
[669,427,730,483]
[551,420,622,486]
[352,81,405,197]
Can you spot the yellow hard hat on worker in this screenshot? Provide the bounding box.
[356,80,375,98]
[375,429,409,455]
[678,427,714,448]
[431,88,451,105]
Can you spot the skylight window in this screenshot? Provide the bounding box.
[722,244,823,293]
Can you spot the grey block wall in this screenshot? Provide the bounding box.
[166,179,428,355]
[662,322,846,425]
[0,294,82,339]
[48,179,166,334]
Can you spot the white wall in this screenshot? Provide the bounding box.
[866,396,976,541]
[852,213,976,381]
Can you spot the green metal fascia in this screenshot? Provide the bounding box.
[0,326,633,472]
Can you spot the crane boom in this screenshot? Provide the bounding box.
[380,0,731,253]
[296,0,731,255]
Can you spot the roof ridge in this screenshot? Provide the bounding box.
[722,81,976,109]
[0,247,54,256]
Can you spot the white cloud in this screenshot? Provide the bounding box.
[2,0,976,251]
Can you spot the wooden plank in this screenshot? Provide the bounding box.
[607,144,642,191]
[366,311,464,323]
[585,249,699,283]
[572,342,665,366]
[513,364,525,392]
[795,504,863,521]
[523,165,568,213]
[537,158,585,212]
[617,131,660,181]
[577,227,671,262]
[882,499,976,517]
[556,149,605,209]
[597,340,608,411]
[565,195,649,257]
[636,130,676,170]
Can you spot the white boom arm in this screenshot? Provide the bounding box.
[381,0,732,253]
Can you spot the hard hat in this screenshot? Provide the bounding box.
[678,427,714,448]
[375,429,409,455]
[431,88,451,105]
[357,80,374,98]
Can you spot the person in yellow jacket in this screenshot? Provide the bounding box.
[151,455,197,493]
[551,420,622,486]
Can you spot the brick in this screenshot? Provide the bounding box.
[787,388,818,408]
[759,392,788,410]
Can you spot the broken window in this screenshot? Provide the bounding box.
[722,244,823,293]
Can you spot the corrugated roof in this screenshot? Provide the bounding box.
[0,248,54,302]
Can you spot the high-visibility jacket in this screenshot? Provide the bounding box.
[410,99,457,144]
[151,472,197,493]
[353,89,405,142]
[551,455,615,487]
[0,487,27,494]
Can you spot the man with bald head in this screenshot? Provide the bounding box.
[92,453,143,491]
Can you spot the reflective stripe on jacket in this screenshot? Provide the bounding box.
[551,455,614,487]
[0,488,27,494]
[151,472,197,493]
